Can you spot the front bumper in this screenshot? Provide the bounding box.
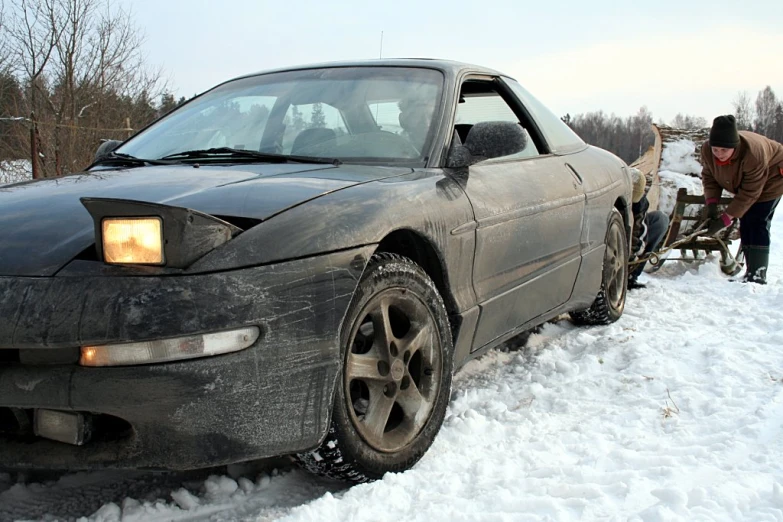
[0,247,371,470]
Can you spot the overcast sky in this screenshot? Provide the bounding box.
[123,0,783,123]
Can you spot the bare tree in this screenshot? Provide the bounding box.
[754,86,778,138]
[732,91,754,130]
[564,107,655,163]
[631,106,655,158]
[0,5,9,72]
[4,0,63,177]
[7,0,61,106]
[670,113,707,130]
[3,0,166,177]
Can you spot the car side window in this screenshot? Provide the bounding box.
[454,81,541,160]
[502,78,585,153]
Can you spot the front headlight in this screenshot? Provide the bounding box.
[102,217,164,265]
[80,326,261,367]
[81,198,242,269]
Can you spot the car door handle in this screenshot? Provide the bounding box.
[565,163,583,185]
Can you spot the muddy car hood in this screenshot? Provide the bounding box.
[0,163,409,276]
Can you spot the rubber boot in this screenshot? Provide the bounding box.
[742,246,769,285]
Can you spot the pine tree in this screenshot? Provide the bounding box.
[309,102,326,128]
[773,103,783,142]
[291,105,306,133]
[0,71,26,161]
[158,92,178,117]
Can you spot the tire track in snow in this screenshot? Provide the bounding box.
[0,470,216,521]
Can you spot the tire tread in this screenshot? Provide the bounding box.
[296,253,452,483]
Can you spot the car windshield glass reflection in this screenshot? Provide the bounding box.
[115,67,444,166]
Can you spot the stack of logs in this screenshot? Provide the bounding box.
[629,124,709,211]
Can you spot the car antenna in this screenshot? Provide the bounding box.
[374,30,384,126]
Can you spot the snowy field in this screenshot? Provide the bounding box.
[2,142,782,521]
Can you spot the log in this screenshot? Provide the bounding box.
[629,144,659,209]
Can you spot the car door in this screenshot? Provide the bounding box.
[450,77,586,351]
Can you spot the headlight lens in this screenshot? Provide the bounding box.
[102,217,164,265]
[80,326,260,367]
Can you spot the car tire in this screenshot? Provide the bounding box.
[571,209,628,325]
[296,253,453,483]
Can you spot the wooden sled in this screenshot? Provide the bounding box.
[644,188,743,276]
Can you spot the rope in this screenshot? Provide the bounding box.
[34,120,134,132]
[628,221,710,266]
[0,116,133,133]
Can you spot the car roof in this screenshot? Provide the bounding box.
[231,58,511,82]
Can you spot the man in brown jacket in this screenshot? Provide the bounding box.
[701,115,783,284]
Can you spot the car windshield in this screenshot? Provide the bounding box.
[116,66,445,166]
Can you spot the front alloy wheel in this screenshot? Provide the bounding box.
[346,287,442,453]
[297,253,453,482]
[571,208,628,325]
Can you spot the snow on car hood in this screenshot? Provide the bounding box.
[0,163,409,276]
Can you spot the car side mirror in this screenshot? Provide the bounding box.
[445,121,528,168]
[94,139,123,162]
[465,121,528,161]
[446,121,528,168]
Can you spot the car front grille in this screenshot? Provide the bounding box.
[0,348,81,365]
[18,348,80,365]
[0,348,20,365]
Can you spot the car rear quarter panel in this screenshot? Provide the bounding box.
[562,146,632,309]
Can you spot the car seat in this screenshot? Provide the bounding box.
[291,128,336,155]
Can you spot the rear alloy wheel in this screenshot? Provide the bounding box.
[571,209,628,325]
[297,253,453,482]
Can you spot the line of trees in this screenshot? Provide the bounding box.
[0,0,185,178]
[563,87,783,164]
[2,2,782,176]
[561,107,656,165]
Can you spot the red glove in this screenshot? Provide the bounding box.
[706,212,733,236]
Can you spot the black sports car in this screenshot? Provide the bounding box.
[0,59,632,482]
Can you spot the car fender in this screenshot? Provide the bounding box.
[188,169,478,314]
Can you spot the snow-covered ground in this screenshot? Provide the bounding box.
[2,213,782,521]
[2,140,782,521]
[0,160,32,185]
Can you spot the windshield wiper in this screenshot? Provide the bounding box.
[159,147,341,166]
[90,152,174,168]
